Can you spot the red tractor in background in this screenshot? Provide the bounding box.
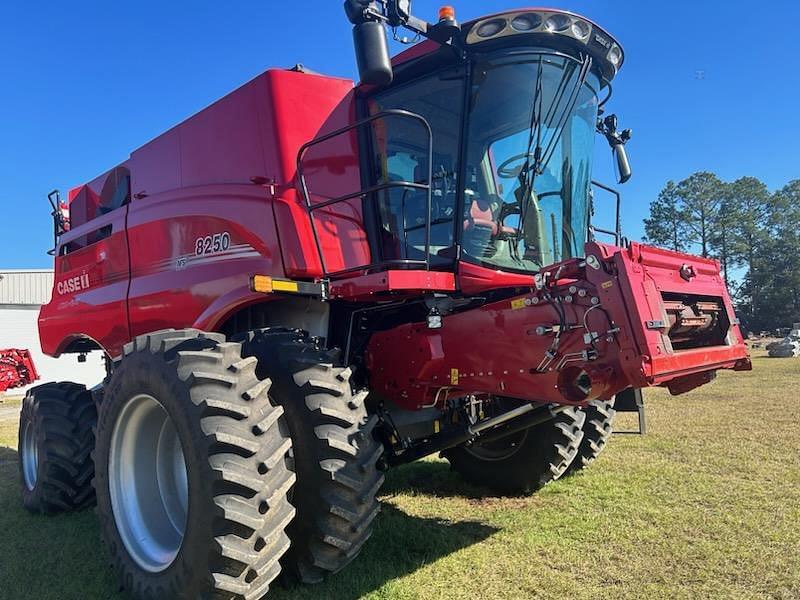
[19,3,750,599]
[0,349,38,394]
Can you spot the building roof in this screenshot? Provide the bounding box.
[0,270,54,305]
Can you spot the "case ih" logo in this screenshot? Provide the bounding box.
[57,274,90,295]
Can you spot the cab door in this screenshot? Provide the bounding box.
[39,171,131,358]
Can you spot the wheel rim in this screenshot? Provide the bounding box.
[21,420,38,490]
[109,394,189,573]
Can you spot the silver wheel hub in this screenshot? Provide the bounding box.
[22,420,38,491]
[109,394,189,572]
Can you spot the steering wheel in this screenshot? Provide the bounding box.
[497,152,536,179]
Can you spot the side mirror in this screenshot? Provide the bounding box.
[346,1,393,86]
[613,143,631,184]
[598,114,632,184]
[352,21,393,86]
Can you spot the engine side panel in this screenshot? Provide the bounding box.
[125,184,282,341]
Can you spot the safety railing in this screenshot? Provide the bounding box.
[588,179,622,246]
[296,109,434,278]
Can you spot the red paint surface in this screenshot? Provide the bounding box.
[40,69,360,357]
[367,241,750,409]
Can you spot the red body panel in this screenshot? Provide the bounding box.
[40,68,363,358]
[124,184,280,339]
[366,242,750,410]
[328,271,456,301]
[592,242,749,385]
[40,202,131,356]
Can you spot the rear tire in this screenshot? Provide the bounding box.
[239,328,384,584]
[443,405,585,495]
[18,382,96,514]
[94,329,295,600]
[563,398,616,476]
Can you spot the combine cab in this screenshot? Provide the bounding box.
[19,3,750,599]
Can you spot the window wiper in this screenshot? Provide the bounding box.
[518,56,545,229]
[538,54,593,172]
[515,55,594,245]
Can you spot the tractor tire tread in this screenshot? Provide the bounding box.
[563,398,617,476]
[237,327,384,585]
[19,381,97,514]
[444,405,586,495]
[95,329,295,600]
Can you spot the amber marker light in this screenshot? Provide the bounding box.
[251,275,273,293]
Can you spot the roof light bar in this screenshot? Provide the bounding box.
[465,9,624,79]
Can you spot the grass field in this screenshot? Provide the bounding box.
[1,351,798,599]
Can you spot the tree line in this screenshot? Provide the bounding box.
[643,172,800,333]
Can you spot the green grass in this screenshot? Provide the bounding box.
[1,352,798,599]
[0,395,22,407]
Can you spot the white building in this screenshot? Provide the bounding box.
[0,269,106,394]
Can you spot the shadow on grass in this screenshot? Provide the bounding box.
[273,502,498,600]
[0,446,498,600]
[381,459,501,500]
[0,446,120,600]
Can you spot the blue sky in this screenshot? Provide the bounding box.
[2,0,797,268]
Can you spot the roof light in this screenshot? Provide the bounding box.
[545,14,571,32]
[571,20,590,39]
[607,45,622,66]
[511,13,542,32]
[464,9,623,79]
[476,18,506,38]
[438,6,456,21]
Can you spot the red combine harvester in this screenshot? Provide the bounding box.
[19,3,750,599]
[0,349,38,394]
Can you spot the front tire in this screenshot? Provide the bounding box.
[444,405,585,495]
[18,382,96,514]
[94,329,295,599]
[563,398,616,476]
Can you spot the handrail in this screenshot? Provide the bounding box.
[590,180,621,246]
[297,109,434,277]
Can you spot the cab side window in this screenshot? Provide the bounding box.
[368,68,465,265]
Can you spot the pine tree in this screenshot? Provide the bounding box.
[753,181,800,330]
[726,177,771,317]
[674,171,725,258]
[643,181,689,252]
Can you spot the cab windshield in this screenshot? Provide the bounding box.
[368,52,601,274]
[462,54,600,272]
